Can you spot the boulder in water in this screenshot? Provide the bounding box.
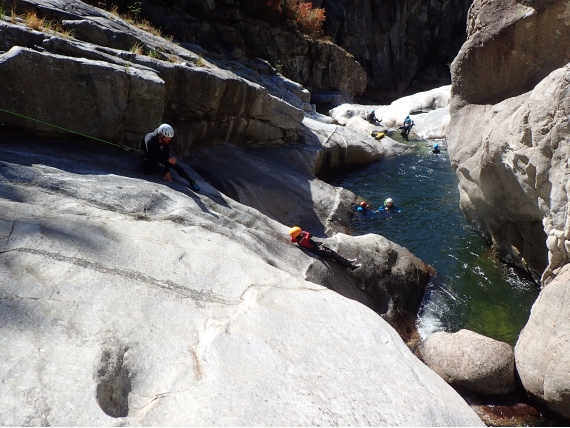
[417,329,516,397]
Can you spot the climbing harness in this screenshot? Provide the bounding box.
[0,107,145,154]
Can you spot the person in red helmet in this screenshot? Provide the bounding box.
[288,226,361,271]
[357,201,370,214]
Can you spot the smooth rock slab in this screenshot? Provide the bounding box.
[0,135,485,426]
[417,329,515,396]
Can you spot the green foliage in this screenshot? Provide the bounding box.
[0,6,5,18]
[147,47,160,59]
[127,1,141,20]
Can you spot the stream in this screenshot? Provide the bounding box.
[328,140,540,346]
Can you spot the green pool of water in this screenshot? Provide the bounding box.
[328,143,540,346]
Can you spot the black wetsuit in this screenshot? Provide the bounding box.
[293,231,358,270]
[400,120,413,140]
[140,134,195,185]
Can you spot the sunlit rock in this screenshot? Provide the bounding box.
[329,86,450,127]
[515,265,570,419]
[0,138,483,426]
[417,329,516,397]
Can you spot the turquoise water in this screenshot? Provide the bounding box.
[329,143,540,346]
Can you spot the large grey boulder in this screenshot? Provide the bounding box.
[0,136,484,426]
[446,0,570,283]
[515,265,570,419]
[0,46,165,143]
[417,330,516,397]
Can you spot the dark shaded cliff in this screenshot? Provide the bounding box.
[89,0,471,105]
[320,0,472,102]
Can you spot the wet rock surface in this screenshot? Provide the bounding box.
[468,400,549,427]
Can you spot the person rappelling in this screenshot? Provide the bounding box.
[399,115,414,141]
[289,226,361,271]
[140,123,201,192]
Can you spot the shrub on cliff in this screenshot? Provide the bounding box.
[245,0,326,39]
[283,0,326,39]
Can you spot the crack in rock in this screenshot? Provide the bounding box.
[4,247,240,305]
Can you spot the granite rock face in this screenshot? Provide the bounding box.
[87,0,368,103]
[447,0,570,419]
[0,136,484,426]
[0,45,165,143]
[447,0,570,283]
[0,2,304,147]
[417,330,516,397]
[515,265,570,420]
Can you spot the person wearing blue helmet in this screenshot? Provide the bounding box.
[400,115,414,140]
[432,143,441,154]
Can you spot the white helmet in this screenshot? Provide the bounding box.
[157,123,174,138]
[385,198,393,203]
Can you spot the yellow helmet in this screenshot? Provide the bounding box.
[289,226,302,239]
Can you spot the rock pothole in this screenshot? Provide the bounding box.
[95,346,131,418]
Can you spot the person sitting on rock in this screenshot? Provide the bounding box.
[432,143,441,154]
[357,201,370,214]
[140,123,200,192]
[289,226,361,271]
[366,109,377,124]
[382,198,401,213]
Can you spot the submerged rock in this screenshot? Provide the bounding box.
[469,401,545,427]
[417,329,516,397]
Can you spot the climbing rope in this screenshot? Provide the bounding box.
[0,107,145,154]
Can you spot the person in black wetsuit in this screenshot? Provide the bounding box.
[399,115,414,140]
[289,226,361,271]
[140,123,200,192]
